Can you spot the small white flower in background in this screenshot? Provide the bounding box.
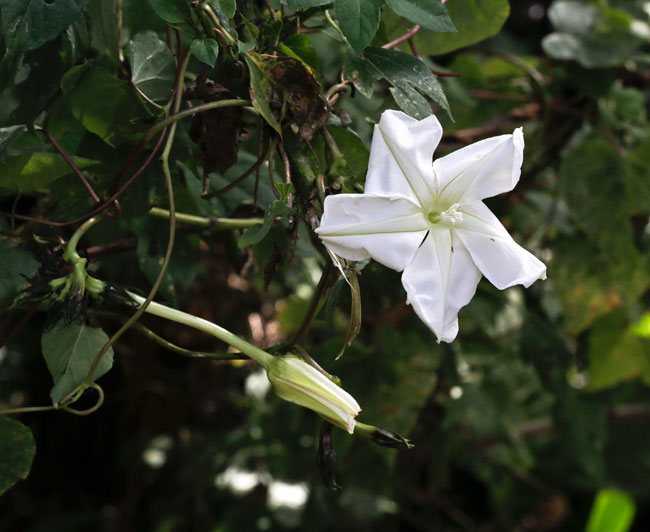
[266,355,361,433]
[316,110,547,343]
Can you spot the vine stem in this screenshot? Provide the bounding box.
[42,128,101,203]
[0,405,57,415]
[90,310,248,360]
[127,292,274,367]
[0,384,104,416]
[63,215,105,263]
[0,101,250,228]
[148,207,264,229]
[82,51,192,390]
[143,99,251,143]
[382,24,421,49]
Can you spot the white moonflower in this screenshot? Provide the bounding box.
[316,110,547,343]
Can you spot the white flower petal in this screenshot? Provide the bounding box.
[364,110,442,207]
[316,194,428,271]
[401,228,482,343]
[435,128,524,205]
[454,201,547,289]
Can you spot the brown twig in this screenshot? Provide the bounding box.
[42,128,101,203]
[383,24,422,50]
[441,104,540,145]
[202,134,273,199]
[325,81,350,105]
[82,236,137,261]
[1,127,168,228]
[473,403,650,451]
[469,89,529,102]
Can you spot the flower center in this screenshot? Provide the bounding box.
[427,203,463,226]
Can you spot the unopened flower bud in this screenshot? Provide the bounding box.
[265,355,361,434]
[355,422,414,450]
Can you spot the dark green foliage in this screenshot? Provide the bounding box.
[0,416,35,496]
[1,1,649,531]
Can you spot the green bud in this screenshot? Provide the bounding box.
[266,355,361,434]
[85,275,106,299]
[355,422,414,450]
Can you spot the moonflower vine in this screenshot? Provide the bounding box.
[316,110,547,342]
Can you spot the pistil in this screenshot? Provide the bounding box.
[427,203,463,226]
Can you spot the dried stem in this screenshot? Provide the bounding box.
[202,134,273,199]
[382,24,421,49]
[42,128,101,203]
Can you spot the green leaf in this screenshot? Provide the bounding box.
[211,0,235,18]
[61,64,148,147]
[126,31,176,104]
[282,0,331,8]
[86,0,120,62]
[0,126,28,158]
[274,183,294,203]
[0,0,89,53]
[386,0,455,32]
[343,50,382,98]
[8,39,65,125]
[587,311,650,391]
[384,0,509,56]
[326,125,369,188]
[243,53,282,134]
[190,38,220,67]
[624,141,650,215]
[238,213,272,248]
[334,0,384,53]
[551,235,649,334]
[0,241,39,311]
[586,490,636,532]
[133,216,201,304]
[363,46,451,118]
[277,34,319,72]
[149,0,198,35]
[42,322,114,404]
[0,416,36,496]
[336,272,362,360]
[561,139,630,254]
[0,153,100,192]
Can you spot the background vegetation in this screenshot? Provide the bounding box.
[1,0,649,530]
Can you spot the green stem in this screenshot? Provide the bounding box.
[201,3,237,45]
[144,99,251,143]
[83,52,192,390]
[63,215,104,263]
[148,207,264,229]
[127,292,274,368]
[61,384,104,416]
[91,310,247,360]
[0,405,57,415]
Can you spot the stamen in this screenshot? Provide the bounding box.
[427,204,464,226]
[440,203,463,224]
